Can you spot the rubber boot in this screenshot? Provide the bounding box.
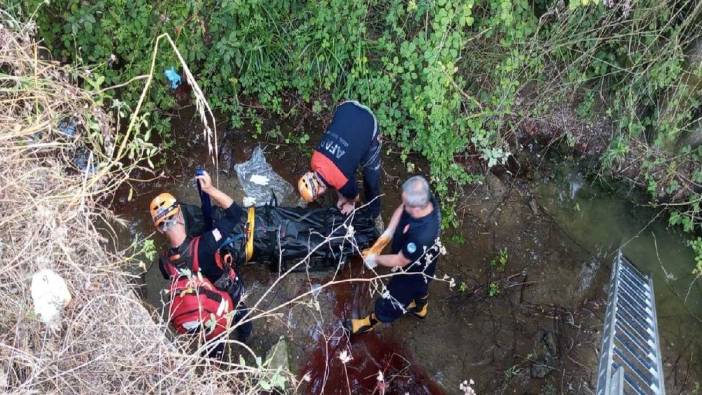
[407,297,428,319]
[345,313,378,335]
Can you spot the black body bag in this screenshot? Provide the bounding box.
[181,203,379,272]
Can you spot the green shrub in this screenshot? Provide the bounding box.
[12,0,518,226]
[11,1,702,260]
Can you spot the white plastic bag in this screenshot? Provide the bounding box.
[234,146,295,207]
[31,269,71,330]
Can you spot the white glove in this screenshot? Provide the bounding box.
[364,254,378,270]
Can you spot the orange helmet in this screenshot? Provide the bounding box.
[149,192,180,230]
[298,171,323,203]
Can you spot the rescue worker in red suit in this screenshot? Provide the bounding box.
[150,171,252,355]
[298,101,383,232]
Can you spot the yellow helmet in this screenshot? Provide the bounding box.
[149,192,180,229]
[298,171,323,203]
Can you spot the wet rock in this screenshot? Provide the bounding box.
[542,331,557,356]
[475,173,510,224]
[530,362,550,379]
[486,172,508,200]
[257,336,290,392]
[219,131,237,173]
[267,336,290,374]
[528,197,539,215]
[576,256,602,296]
[568,172,584,199]
[530,330,558,379]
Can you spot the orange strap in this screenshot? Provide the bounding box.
[245,207,255,262]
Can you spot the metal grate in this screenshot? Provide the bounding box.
[596,250,665,395]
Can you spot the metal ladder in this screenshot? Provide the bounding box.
[596,250,665,395]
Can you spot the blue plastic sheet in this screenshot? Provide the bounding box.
[164,68,182,89]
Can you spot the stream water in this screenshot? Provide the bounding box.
[535,170,702,393]
[112,112,701,393]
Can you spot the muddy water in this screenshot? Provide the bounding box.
[535,169,702,392]
[299,266,445,395]
[113,112,701,394]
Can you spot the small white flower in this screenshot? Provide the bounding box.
[459,378,476,395]
[376,370,384,382]
[436,238,448,255]
[338,350,352,364]
[302,372,311,382]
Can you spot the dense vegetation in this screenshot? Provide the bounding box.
[8,0,702,267]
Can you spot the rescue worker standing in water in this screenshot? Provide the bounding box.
[149,170,252,346]
[298,101,383,231]
[347,175,442,334]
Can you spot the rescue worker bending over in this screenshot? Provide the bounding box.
[150,170,252,347]
[347,175,441,334]
[298,101,383,231]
